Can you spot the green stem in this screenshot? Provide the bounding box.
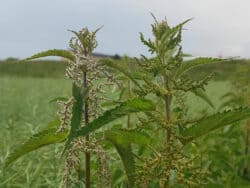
[163,75,171,143]
[83,70,91,188]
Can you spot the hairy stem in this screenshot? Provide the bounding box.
[83,70,90,188]
[163,75,171,143]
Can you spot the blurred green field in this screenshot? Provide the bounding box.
[0,60,66,78]
[0,60,249,187]
[0,76,72,187]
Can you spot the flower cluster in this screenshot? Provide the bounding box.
[136,137,208,188]
[57,97,74,133]
[62,137,111,187]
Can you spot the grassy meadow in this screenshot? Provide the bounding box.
[0,60,250,187]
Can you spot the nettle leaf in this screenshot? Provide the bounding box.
[105,129,149,187]
[39,118,61,130]
[63,84,88,154]
[159,18,191,51]
[181,107,250,143]
[175,57,224,78]
[116,144,135,187]
[4,127,68,167]
[192,89,214,108]
[105,129,150,147]
[69,30,88,47]
[111,142,135,188]
[150,18,190,59]
[49,97,68,103]
[218,97,245,111]
[139,32,156,54]
[25,49,75,62]
[76,98,155,138]
[100,59,144,91]
[220,92,237,99]
[218,92,245,110]
[68,27,101,55]
[167,18,192,37]
[68,83,84,135]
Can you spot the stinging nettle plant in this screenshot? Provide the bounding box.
[100,15,250,187]
[4,15,250,187]
[4,27,155,187]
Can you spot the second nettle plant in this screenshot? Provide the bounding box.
[5,17,250,187]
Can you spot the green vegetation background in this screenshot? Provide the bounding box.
[0,59,249,187]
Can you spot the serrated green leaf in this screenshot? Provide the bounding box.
[69,83,84,134]
[25,49,75,62]
[68,27,101,55]
[62,84,87,154]
[4,127,68,167]
[160,18,192,46]
[105,129,149,147]
[140,32,156,53]
[49,97,68,103]
[181,107,250,143]
[192,89,214,108]
[169,18,192,35]
[220,92,237,100]
[111,142,135,188]
[175,57,224,78]
[112,168,127,187]
[76,98,155,138]
[105,129,150,187]
[100,59,145,91]
[69,30,89,49]
[218,98,245,111]
[39,118,61,130]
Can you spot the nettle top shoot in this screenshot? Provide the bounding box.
[69,28,99,56]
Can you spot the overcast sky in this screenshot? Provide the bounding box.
[1,0,250,59]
